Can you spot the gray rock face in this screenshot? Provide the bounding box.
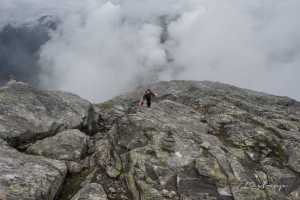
[94,80,300,200]
[0,138,67,200]
[0,81,91,147]
[1,80,300,200]
[26,129,89,161]
[71,183,108,200]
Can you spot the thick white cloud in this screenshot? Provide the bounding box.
[38,1,168,101]
[1,0,300,102]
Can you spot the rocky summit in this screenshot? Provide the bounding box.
[0,80,300,200]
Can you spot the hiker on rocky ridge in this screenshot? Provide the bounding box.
[139,89,157,108]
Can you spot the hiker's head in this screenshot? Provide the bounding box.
[146,89,151,93]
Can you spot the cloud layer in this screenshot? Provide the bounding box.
[1,0,300,102]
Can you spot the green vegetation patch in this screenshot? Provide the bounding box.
[97,100,115,110]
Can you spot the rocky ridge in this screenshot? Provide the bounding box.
[0,80,300,200]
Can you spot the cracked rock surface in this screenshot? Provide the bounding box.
[26,129,90,162]
[1,80,300,200]
[71,183,108,200]
[95,80,300,200]
[0,138,67,200]
[0,81,91,148]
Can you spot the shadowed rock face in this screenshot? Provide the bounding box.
[1,80,300,200]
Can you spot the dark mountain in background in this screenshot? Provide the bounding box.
[0,16,57,86]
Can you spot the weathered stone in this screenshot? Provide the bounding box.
[94,80,300,200]
[0,81,92,147]
[94,138,122,178]
[0,139,67,200]
[161,131,176,153]
[81,105,99,135]
[66,161,84,174]
[286,142,300,173]
[71,183,108,200]
[2,80,300,200]
[27,129,89,162]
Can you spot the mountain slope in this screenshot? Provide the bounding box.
[0,80,300,200]
[96,80,300,200]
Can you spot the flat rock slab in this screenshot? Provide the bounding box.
[0,139,67,200]
[0,81,91,147]
[27,129,89,161]
[71,183,108,200]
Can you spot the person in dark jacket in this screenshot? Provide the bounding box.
[139,89,157,108]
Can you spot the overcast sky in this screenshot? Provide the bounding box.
[1,0,300,102]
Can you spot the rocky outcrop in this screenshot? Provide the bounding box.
[26,129,89,162]
[26,129,92,174]
[0,138,67,200]
[0,81,92,148]
[1,80,300,200]
[71,183,108,200]
[94,80,300,200]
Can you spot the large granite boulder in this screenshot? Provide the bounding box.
[0,81,92,148]
[0,139,67,200]
[26,129,90,162]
